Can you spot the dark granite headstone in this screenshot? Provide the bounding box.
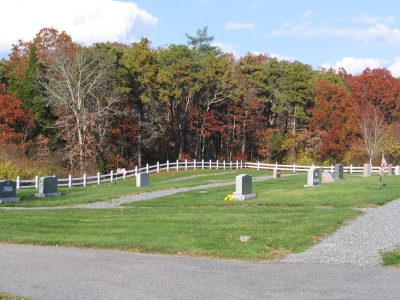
[0,180,20,203]
[136,173,149,187]
[334,164,344,180]
[35,176,61,198]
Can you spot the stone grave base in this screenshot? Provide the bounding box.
[304,184,322,188]
[233,192,256,201]
[35,192,61,198]
[0,197,20,204]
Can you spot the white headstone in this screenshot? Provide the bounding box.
[395,166,400,176]
[272,169,281,178]
[304,168,322,187]
[388,164,393,176]
[136,173,149,187]
[322,171,335,184]
[363,164,372,177]
[232,174,256,201]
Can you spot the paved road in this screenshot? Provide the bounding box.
[1,243,399,300]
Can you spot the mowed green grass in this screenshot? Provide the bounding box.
[1,169,271,207]
[0,174,399,260]
[382,246,400,266]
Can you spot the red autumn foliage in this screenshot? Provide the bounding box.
[0,84,34,145]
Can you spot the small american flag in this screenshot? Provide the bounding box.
[381,155,388,172]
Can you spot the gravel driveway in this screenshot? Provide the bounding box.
[283,198,400,266]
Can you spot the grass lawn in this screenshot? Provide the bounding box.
[1,169,271,207]
[382,246,400,266]
[0,173,399,260]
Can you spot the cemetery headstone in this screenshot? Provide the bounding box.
[388,164,393,176]
[363,164,372,177]
[232,174,256,200]
[322,171,335,184]
[304,168,322,187]
[395,166,400,176]
[0,180,20,203]
[334,164,344,180]
[272,169,281,178]
[136,172,149,187]
[35,176,61,198]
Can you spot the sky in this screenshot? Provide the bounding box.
[1,0,400,76]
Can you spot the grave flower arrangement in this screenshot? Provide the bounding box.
[224,194,233,202]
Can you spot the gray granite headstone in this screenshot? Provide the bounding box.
[35,176,61,198]
[334,164,344,180]
[272,169,281,178]
[388,164,393,176]
[363,164,372,177]
[0,180,20,203]
[136,173,149,187]
[304,168,322,187]
[233,174,256,200]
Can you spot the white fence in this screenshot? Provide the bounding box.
[9,160,392,190]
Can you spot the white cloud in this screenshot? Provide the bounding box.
[269,53,296,62]
[354,14,396,25]
[269,14,400,46]
[321,57,387,74]
[0,0,158,53]
[213,42,238,54]
[301,9,314,19]
[225,22,255,30]
[389,57,400,77]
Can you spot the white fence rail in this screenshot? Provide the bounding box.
[5,160,394,190]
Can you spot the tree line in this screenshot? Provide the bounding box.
[1,27,400,173]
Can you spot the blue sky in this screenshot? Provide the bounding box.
[2,0,400,75]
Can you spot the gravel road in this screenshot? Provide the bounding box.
[283,198,400,266]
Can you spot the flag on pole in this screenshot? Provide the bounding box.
[381,154,387,174]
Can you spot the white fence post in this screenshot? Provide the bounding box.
[350,164,353,174]
[110,170,114,182]
[135,166,138,176]
[176,159,179,171]
[167,160,170,172]
[331,164,334,173]
[185,159,188,170]
[230,161,232,169]
[236,160,239,169]
[146,163,149,174]
[35,176,39,189]
[209,159,212,169]
[216,160,219,170]
[68,175,72,188]
[275,161,278,169]
[157,161,160,173]
[202,159,204,169]
[194,159,196,170]
[83,173,87,187]
[241,160,243,169]
[293,163,296,173]
[15,176,20,190]
[257,161,260,170]
[97,172,100,185]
